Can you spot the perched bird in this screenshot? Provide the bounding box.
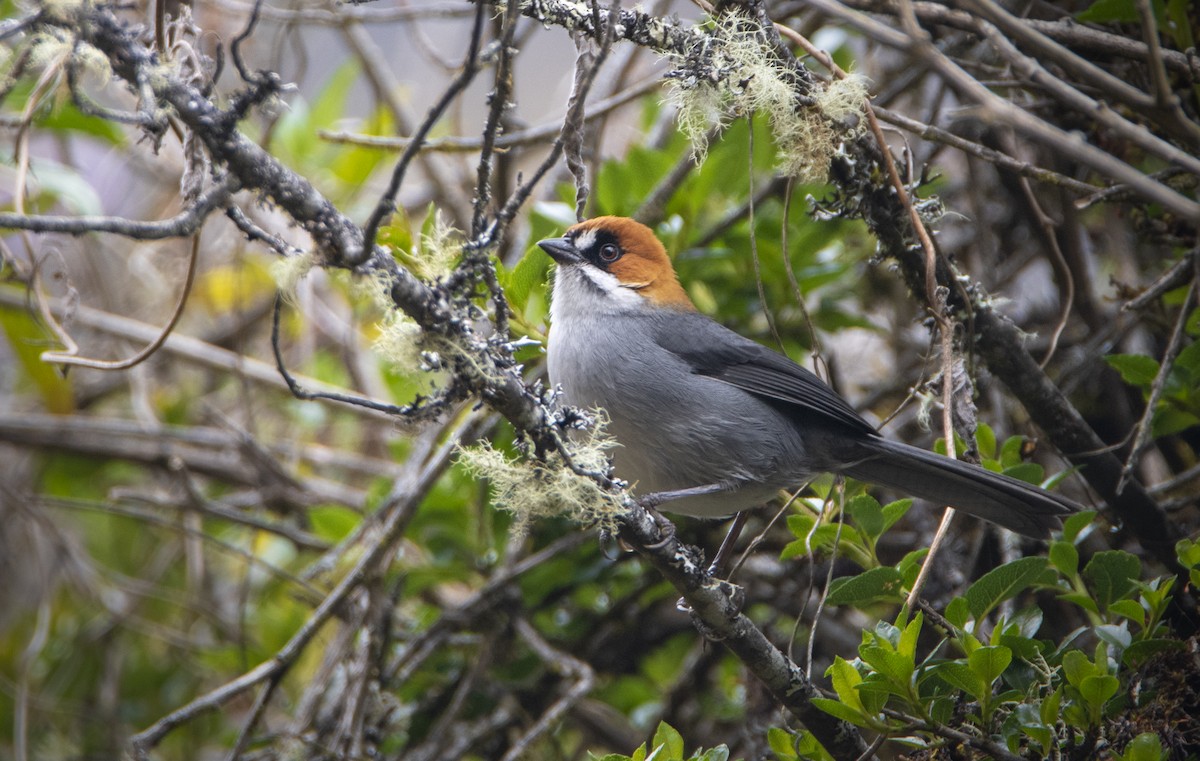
[539,216,1080,538]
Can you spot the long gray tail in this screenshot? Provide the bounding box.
[839,438,1079,538]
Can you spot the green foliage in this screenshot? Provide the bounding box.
[783,508,1191,757]
[591,722,732,761]
[1104,305,1200,437]
[0,283,74,413]
[1077,0,1194,58]
[271,62,394,210]
[764,425,1189,758]
[1119,732,1167,761]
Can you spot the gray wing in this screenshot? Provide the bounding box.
[648,310,878,437]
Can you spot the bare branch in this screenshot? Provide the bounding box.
[0,178,237,239]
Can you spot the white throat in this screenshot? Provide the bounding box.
[550,264,645,325]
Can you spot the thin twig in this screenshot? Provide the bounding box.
[500,620,596,761]
[0,178,237,238]
[870,105,1096,196]
[779,10,966,601]
[1014,177,1074,368]
[39,232,202,371]
[357,2,490,266]
[472,0,521,237]
[127,419,458,756]
[271,295,453,419]
[1117,264,1199,493]
[1122,248,1199,312]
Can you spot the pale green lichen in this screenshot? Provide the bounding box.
[71,41,112,87]
[817,73,869,126]
[458,423,624,535]
[667,73,726,165]
[270,251,316,299]
[355,271,425,371]
[408,210,460,280]
[26,31,72,71]
[374,311,424,371]
[665,13,868,182]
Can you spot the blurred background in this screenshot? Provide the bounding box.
[1,0,1198,758]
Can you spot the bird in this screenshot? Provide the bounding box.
[538,215,1080,539]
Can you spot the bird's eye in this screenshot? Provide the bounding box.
[598,243,621,262]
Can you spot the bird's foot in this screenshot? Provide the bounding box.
[641,506,676,550]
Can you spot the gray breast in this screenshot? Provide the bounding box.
[549,307,810,516]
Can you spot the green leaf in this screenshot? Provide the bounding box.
[502,245,553,314]
[873,619,901,648]
[1122,638,1185,666]
[827,657,865,713]
[766,727,798,761]
[1011,703,1052,752]
[309,505,361,541]
[1050,540,1079,576]
[935,661,986,699]
[1107,599,1146,626]
[854,681,892,714]
[976,422,997,460]
[1062,511,1097,543]
[1164,0,1195,49]
[999,435,1027,469]
[846,494,884,540]
[1061,650,1096,687]
[1083,550,1142,609]
[859,645,914,691]
[1040,685,1064,726]
[25,160,104,215]
[810,697,871,727]
[311,62,360,129]
[1095,623,1132,652]
[0,289,75,414]
[1105,353,1160,387]
[896,548,929,588]
[790,730,835,761]
[966,557,1048,620]
[781,521,846,560]
[1059,592,1101,615]
[1120,732,1165,761]
[944,597,970,629]
[37,99,126,145]
[1179,538,1200,588]
[1178,537,1200,568]
[1079,674,1120,707]
[998,632,1041,661]
[826,567,906,606]
[898,613,923,658]
[1150,408,1200,438]
[880,499,913,534]
[969,645,1012,684]
[1175,340,1200,379]
[651,722,685,760]
[1077,0,1140,23]
[1006,606,1045,639]
[1001,462,1044,486]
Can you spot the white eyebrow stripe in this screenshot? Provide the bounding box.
[573,228,597,251]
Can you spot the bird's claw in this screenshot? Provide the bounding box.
[642,506,676,550]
